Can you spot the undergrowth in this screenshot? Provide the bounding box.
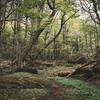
[0,88,47,100]
[47,76,100,100]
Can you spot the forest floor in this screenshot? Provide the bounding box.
[0,61,100,100]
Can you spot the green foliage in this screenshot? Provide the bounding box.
[48,77,92,89]
[39,65,77,77]
[56,0,76,13]
[48,77,100,100]
[0,89,47,100]
[7,72,35,79]
[81,23,96,34]
[20,88,47,97]
[18,7,47,18]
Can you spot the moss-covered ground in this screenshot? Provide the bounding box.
[0,65,100,100]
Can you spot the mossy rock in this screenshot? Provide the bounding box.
[0,72,53,89]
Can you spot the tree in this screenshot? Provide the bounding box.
[79,0,100,25]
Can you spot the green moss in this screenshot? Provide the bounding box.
[39,66,74,77]
[0,88,47,100]
[0,72,50,89]
[0,69,100,100]
[64,89,100,100]
[7,72,35,79]
[20,88,47,97]
[47,76,100,100]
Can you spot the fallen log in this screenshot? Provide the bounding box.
[66,58,100,78]
[52,71,70,77]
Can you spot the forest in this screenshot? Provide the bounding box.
[0,0,100,100]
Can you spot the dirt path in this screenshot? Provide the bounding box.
[41,81,67,100]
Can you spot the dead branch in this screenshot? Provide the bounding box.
[66,58,100,78]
